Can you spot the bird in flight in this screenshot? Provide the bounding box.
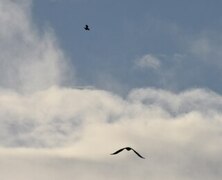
[110,147,145,159]
[84,24,90,31]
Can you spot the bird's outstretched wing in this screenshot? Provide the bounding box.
[131,149,145,159]
[110,148,126,155]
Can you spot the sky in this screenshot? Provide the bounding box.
[1,0,222,179]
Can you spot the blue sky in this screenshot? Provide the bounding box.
[1,1,222,179]
[32,0,222,93]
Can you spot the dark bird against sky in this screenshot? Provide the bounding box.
[110,147,145,159]
[84,24,90,31]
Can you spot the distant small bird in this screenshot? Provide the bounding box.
[110,147,145,159]
[84,24,90,31]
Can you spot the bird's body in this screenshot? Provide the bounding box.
[111,147,145,159]
[84,25,90,31]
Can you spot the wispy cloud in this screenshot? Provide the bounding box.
[189,34,222,67]
[135,54,161,70]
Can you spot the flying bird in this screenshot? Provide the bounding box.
[110,147,145,159]
[84,24,90,31]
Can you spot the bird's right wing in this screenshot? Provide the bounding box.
[110,148,125,155]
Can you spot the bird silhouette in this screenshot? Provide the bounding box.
[84,24,90,31]
[110,147,145,159]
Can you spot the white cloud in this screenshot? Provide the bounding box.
[135,54,161,70]
[0,0,74,93]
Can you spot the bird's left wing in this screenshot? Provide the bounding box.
[132,149,145,159]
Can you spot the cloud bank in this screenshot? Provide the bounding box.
[0,1,222,180]
[1,86,222,179]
